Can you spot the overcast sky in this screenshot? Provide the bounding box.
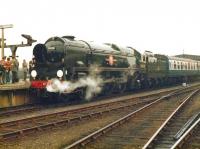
[1,0,200,65]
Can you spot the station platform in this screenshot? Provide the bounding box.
[0,80,31,91]
[0,80,31,108]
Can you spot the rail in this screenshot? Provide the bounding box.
[171,116,200,149]
[142,89,199,149]
[174,111,200,140]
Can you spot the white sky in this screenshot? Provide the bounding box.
[1,0,200,65]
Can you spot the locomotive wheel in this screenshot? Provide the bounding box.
[102,83,114,95]
[57,94,70,101]
[118,83,127,93]
[77,88,87,100]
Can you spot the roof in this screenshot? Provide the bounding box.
[175,54,200,61]
[168,56,197,62]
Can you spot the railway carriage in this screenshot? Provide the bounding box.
[140,51,200,87]
[168,56,200,82]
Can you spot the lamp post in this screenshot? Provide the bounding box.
[0,24,13,59]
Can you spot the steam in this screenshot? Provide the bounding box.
[46,66,103,100]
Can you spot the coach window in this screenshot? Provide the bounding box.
[180,62,182,70]
[143,56,145,62]
[174,61,176,69]
[184,63,186,70]
[177,62,180,70]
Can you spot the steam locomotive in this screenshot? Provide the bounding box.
[30,36,200,99]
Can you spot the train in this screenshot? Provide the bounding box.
[29,36,200,100]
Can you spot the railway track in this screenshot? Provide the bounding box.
[171,115,200,149]
[0,85,185,124]
[0,104,40,117]
[0,88,175,141]
[63,87,198,149]
[0,84,198,120]
[0,86,180,118]
[143,89,200,149]
[0,100,86,119]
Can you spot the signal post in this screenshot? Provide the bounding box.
[0,24,36,58]
[0,24,13,59]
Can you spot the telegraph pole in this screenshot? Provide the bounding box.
[0,24,13,59]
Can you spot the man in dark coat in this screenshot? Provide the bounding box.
[11,56,19,83]
[0,56,6,84]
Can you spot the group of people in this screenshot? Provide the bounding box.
[0,56,29,85]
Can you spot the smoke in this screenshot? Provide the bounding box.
[46,66,103,100]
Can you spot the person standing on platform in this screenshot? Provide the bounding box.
[0,56,6,84]
[16,57,19,82]
[0,65,3,84]
[11,56,19,83]
[5,57,12,83]
[22,59,28,81]
[29,60,33,74]
[0,60,5,84]
[29,58,36,74]
[32,58,36,68]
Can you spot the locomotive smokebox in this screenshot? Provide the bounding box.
[33,44,47,63]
